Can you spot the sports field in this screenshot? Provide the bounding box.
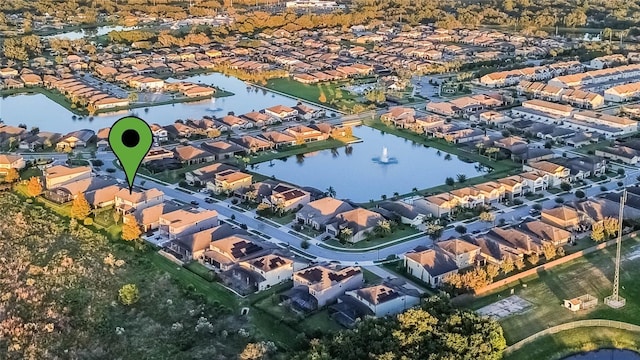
[470,237,640,345]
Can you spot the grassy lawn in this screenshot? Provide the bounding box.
[362,268,383,284]
[270,212,295,225]
[504,327,640,360]
[147,252,238,309]
[184,261,216,282]
[247,138,358,164]
[468,237,640,345]
[323,226,421,249]
[264,77,358,110]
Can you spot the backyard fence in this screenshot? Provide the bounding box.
[473,232,638,295]
[505,319,640,354]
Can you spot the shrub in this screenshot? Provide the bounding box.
[454,225,467,234]
[560,182,571,192]
[532,203,542,210]
[91,159,104,166]
[617,181,624,187]
[231,199,239,205]
[513,198,523,205]
[240,224,248,229]
[618,168,625,176]
[118,284,140,305]
[83,218,93,226]
[301,240,310,249]
[575,190,585,198]
[555,197,565,204]
[600,175,608,181]
[600,185,608,191]
[178,181,188,188]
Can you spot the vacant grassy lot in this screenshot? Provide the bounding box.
[265,77,358,110]
[469,237,640,345]
[504,327,640,360]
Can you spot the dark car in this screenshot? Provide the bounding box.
[190,200,199,206]
[204,197,214,203]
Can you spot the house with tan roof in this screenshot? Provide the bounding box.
[220,115,251,130]
[127,202,181,233]
[159,208,219,240]
[242,111,275,126]
[285,125,328,143]
[519,171,549,193]
[325,208,385,243]
[44,165,92,189]
[436,238,481,269]
[267,185,311,212]
[518,220,572,246]
[173,145,214,165]
[404,247,459,286]
[203,234,276,272]
[473,181,506,204]
[200,140,245,160]
[285,265,364,310]
[541,206,581,230]
[413,193,458,217]
[44,176,117,204]
[230,135,273,153]
[486,227,543,255]
[523,161,570,187]
[168,223,238,261]
[450,187,485,208]
[56,129,95,150]
[209,169,252,194]
[265,105,298,121]
[260,131,297,148]
[85,184,122,209]
[185,163,236,187]
[0,154,25,174]
[381,107,416,128]
[114,188,164,215]
[143,147,175,164]
[296,197,354,230]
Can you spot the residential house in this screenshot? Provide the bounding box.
[150,124,169,142]
[381,107,416,128]
[413,193,458,217]
[294,104,324,120]
[209,169,253,194]
[203,234,269,271]
[486,227,543,255]
[44,176,117,204]
[450,187,485,208]
[260,131,297,148]
[286,265,364,309]
[44,165,92,189]
[230,135,273,153]
[114,188,164,215]
[436,238,481,269]
[541,206,581,230]
[56,129,95,150]
[518,220,572,246]
[497,175,527,200]
[325,208,385,243]
[168,223,237,261]
[267,184,311,212]
[473,181,506,204]
[158,208,219,240]
[522,161,570,187]
[265,105,298,121]
[185,163,236,187]
[377,201,425,227]
[173,145,215,165]
[242,111,275,127]
[200,140,246,160]
[237,254,295,291]
[548,156,606,181]
[336,283,421,322]
[128,202,182,232]
[285,125,329,143]
[404,247,458,287]
[85,184,122,209]
[595,146,640,165]
[0,154,25,174]
[296,197,354,230]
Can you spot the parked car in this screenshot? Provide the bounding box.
[190,200,199,206]
[204,198,214,203]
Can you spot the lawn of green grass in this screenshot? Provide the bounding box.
[362,268,383,284]
[468,237,640,345]
[503,327,640,360]
[264,77,358,109]
[20,167,43,180]
[140,162,212,184]
[270,212,296,225]
[147,253,238,310]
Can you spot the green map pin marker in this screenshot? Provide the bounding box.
[108,116,153,193]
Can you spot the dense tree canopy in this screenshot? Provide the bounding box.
[292,295,506,360]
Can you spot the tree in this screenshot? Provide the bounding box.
[591,221,606,242]
[527,253,540,266]
[71,192,91,220]
[425,222,444,240]
[542,242,557,261]
[339,227,353,241]
[603,217,619,238]
[456,174,467,183]
[454,225,467,234]
[603,27,613,43]
[617,168,625,176]
[557,246,566,257]
[575,190,585,199]
[240,342,271,360]
[122,215,142,241]
[485,147,499,160]
[118,284,140,305]
[501,256,514,274]
[514,258,525,270]
[445,177,455,186]
[3,168,19,183]
[113,210,121,224]
[318,90,327,103]
[26,176,42,197]
[479,211,495,224]
[325,186,336,198]
[560,182,572,192]
[376,220,392,234]
[486,264,500,280]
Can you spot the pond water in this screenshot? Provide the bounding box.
[564,349,640,360]
[0,73,325,133]
[250,126,488,203]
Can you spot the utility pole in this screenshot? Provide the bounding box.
[605,188,626,309]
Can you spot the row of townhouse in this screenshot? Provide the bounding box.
[410,157,607,218]
[46,75,130,110]
[548,63,640,88]
[478,61,584,88]
[596,139,640,165]
[403,185,640,287]
[517,81,605,109]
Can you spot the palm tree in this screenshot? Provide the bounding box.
[326,186,336,198]
[393,192,400,199]
[456,174,467,183]
[412,187,419,194]
[603,27,613,43]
